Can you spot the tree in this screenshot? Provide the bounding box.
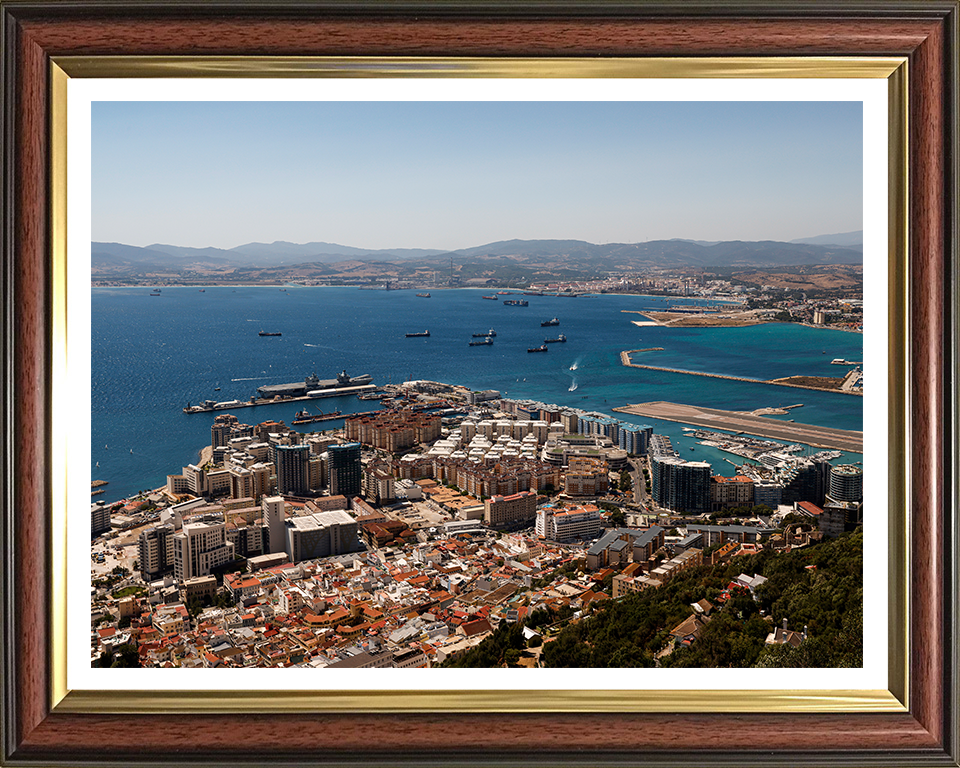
[619,470,633,493]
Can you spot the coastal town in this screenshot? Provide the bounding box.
[91,374,864,670]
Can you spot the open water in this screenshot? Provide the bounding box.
[92,287,863,503]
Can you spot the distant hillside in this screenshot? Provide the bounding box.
[92,234,863,281]
[790,230,863,247]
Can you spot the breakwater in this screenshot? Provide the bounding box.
[621,352,862,396]
[620,349,664,365]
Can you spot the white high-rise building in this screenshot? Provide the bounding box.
[172,520,234,582]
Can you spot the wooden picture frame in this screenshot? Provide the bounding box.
[1,2,957,766]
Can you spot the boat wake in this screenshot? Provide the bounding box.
[231,376,281,382]
[569,356,583,372]
[568,379,578,392]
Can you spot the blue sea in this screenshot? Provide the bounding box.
[92,287,864,504]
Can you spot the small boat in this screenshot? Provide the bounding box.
[259,331,282,337]
[199,289,205,292]
[406,330,430,337]
[527,345,548,353]
[541,318,560,327]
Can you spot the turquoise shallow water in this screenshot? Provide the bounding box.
[92,287,863,503]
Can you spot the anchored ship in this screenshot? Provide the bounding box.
[259,331,282,337]
[472,329,497,337]
[541,318,560,327]
[406,330,430,337]
[469,338,493,346]
[527,345,548,353]
[544,334,567,343]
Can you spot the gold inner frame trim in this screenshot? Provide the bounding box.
[53,55,905,79]
[50,56,909,716]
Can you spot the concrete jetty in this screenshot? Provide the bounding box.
[620,352,862,396]
[613,401,863,453]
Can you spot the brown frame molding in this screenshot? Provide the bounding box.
[2,3,957,766]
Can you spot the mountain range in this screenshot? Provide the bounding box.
[92,231,863,277]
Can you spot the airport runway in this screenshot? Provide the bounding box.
[613,401,863,453]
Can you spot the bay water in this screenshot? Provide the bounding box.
[92,287,863,504]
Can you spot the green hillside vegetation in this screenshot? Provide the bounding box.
[444,528,861,668]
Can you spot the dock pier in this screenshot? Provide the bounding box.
[620,352,862,396]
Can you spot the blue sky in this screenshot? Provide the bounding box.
[92,101,862,250]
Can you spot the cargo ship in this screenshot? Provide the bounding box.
[292,408,343,425]
[527,345,548,353]
[541,318,560,327]
[482,295,498,300]
[259,331,282,337]
[416,293,431,298]
[504,299,528,306]
[472,329,496,337]
[469,338,493,346]
[406,330,430,337]
[544,334,567,343]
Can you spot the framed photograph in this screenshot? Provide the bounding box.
[1,2,957,767]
